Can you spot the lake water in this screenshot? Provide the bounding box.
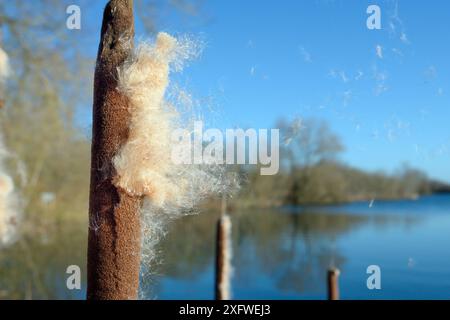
[1,194,449,299]
[152,194,450,300]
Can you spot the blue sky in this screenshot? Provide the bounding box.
[77,0,450,181]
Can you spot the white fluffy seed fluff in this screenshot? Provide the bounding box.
[0,47,18,247]
[0,140,19,247]
[0,47,10,81]
[113,32,238,291]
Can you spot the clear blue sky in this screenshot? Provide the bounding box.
[78,0,450,182]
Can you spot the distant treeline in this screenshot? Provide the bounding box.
[232,160,445,208]
[227,118,450,208]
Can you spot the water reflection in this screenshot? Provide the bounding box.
[156,206,422,299]
[0,222,87,299]
[0,198,436,299]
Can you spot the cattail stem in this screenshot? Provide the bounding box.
[327,268,340,300]
[215,214,232,300]
[87,0,142,300]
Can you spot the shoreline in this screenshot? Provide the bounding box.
[203,192,450,212]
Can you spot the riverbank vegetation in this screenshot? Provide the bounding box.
[229,118,450,208]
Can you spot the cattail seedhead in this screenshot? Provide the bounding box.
[112,33,239,295]
[0,143,20,247]
[216,214,233,300]
[0,47,9,81]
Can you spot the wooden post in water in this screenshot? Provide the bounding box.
[87,0,142,300]
[215,197,232,300]
[327,268,340,300]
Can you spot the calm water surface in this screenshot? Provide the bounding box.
[154,194,450,299]
[1,195,449,299]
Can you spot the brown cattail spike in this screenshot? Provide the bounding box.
[87,0,142,300]
[327,268,340,300]
[215,214,232,300]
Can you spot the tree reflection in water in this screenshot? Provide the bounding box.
[0,207,420,299]
[156,208,419,298]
